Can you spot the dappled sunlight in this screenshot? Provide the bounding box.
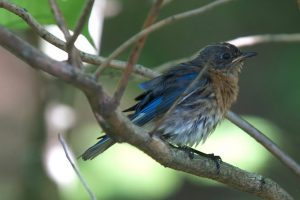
[44,103,77,186]
[40,25,96,61]
[228,36,263,47]
[44,144,77,186]
[199,116,281,170]
[62,142,181,200]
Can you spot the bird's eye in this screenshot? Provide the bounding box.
[221,53,231,60]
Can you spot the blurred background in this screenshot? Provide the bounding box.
[0,0,300,199]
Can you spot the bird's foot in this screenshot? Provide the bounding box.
[174,145,222,174]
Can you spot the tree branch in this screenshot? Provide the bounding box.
[228,33,300,47]
[226,111,300,177]
[65,0,95,68]
[66,0,95,51]
[0,25,101,94]
[0,25,294,200]
[64,0,94,69]
[48,0,81,68]
[112,0,164,107]
[49,0,71,39]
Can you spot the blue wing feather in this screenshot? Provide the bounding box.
[127,65,209,126]
[130,90,183,126]
[139,76,163,91]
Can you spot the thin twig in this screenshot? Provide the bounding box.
[298,0,300,10]
[226,111,300,177]
[228,33,300,47]
[58,134,97,200]
[94,0,234,78]
[49,0,71,39]
[66,0,95,68]
[48,0,83,68]
[66,0,95,50]
[112,0,164,107]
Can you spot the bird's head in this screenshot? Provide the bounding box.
[193,42,256,74]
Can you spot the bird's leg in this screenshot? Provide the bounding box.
[171,145,222,174]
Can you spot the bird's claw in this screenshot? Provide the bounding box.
[175,145,222,174]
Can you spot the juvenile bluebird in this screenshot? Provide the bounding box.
[82,42,256,160]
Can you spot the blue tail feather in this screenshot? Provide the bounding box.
[81,135,115,160]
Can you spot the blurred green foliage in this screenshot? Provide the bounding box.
[0,0,93,44]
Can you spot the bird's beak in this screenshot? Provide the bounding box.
[241,51,257,58]
[232,51,257,63]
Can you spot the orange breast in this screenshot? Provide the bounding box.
[209,70,239,114]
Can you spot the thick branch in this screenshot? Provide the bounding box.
[0,25,101,94]
[0,26,293,200]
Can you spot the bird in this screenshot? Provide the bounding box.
[81,42,256,160]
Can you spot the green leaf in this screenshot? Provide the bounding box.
[0,0,94,46]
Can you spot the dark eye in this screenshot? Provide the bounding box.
[221,53,231,60]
